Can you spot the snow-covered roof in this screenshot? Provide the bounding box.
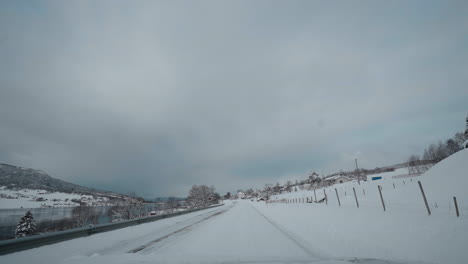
[324,175,352,181]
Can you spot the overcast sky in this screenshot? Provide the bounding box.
[1,1,467,197]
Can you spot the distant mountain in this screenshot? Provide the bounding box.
[0,163,123,197]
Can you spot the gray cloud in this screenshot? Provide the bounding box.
[1,1,467,196]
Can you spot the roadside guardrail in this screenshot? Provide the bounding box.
[0,203,224,255]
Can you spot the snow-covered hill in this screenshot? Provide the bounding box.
[270,149,468,217]
[0,163,130,209]
[0,187,116,209]
[421,148,468,204]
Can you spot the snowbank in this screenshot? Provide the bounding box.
[254,201,467,264]
[258,150,468,263]
[420,149,468,205]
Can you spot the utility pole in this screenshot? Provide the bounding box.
[355,158,360,185]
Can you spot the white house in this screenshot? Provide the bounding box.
[323,175,352,185]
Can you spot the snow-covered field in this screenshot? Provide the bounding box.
[271,149,468,218]
[365,167,415,180]
[4,200,463,264]
[261,149,468,263]
[254,202,466,264]
[2,150,466,264]
[2,198,467,263]
[0,187,111,209]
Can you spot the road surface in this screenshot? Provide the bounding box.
[1,201,399,264]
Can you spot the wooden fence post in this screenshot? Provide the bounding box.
[378,185,386,212]
[314,189,317,202]
[454,197,460,217]
[393,182,395,189]
[335,188,341,207]
[418,181,431,216]
[353,187,359,208]
[363,189,365,196]
[324,189,328,205]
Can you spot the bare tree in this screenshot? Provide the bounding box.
[453,132,466,147]
[166,197,179,213]
[186,185,218,208]
[108,197,144,221]
[445,138,461,155]
[245,188,255,196]
[407,155,421,175]
[407,154,432,175]
[72,205,95,227]
[285,181,292,192]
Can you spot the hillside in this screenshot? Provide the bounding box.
[0,163,106,194]
[0,163,130,208]
[261,149,468,264]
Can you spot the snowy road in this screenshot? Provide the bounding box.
[135,201,324,263]
[1,201,324,264]
[2,201,419,264]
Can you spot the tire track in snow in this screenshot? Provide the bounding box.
[86,206,228,256]
[128,206,231,254]
[250,204,329,261]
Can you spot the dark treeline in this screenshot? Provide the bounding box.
[407,131,466,174]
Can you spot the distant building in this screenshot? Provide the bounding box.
[323,175,352,185]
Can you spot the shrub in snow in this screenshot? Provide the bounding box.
[72,205,96,227]
[15,210,37,238]
[108,200,144,221]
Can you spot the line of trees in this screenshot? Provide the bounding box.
[407,131,466,174]
[72,205,97,227]
[108,199,145,221]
